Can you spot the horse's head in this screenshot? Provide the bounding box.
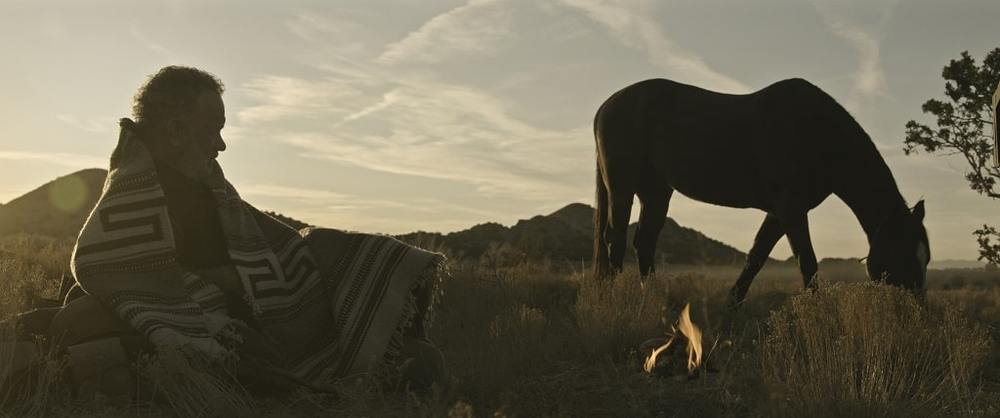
[866,200,930,294]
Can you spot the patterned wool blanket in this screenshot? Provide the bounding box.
[71,119,444,384]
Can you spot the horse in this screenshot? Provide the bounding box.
[592,78,930,305]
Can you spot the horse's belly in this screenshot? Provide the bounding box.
[663,163,764,209]
[672,182,760,209]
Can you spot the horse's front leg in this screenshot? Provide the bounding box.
[779,211,819,290]
[727,214,784,308]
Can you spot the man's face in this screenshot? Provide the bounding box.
[170,90,226,180]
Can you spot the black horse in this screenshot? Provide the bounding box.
[593,78,930,304]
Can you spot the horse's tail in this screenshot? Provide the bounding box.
[594,159,611,280]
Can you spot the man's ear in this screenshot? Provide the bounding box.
[911,200,925,222]
[164,118,186,147]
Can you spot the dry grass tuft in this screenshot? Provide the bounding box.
[759,281,992,417]
[136,349,256,418]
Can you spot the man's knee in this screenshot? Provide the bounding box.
[396,336,447,391]
[47,295,135,347]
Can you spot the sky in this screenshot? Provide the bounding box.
[1,0,998,262]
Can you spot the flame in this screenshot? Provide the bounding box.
[643,336,673,373]
[643,303,703,375]
[677,304,702,372]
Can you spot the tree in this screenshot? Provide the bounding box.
[903,48,1000,266]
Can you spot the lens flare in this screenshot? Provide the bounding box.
[48,174,88,213]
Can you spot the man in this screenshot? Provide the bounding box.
[44,66,446,396]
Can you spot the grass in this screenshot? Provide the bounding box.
[759,282,990,417]
[0,235,998,417]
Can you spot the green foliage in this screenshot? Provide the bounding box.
[903,48,1000,265]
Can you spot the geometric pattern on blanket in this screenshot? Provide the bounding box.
[71,119,444,384]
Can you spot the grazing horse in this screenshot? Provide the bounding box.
[593,78,930,305]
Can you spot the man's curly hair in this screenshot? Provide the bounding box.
[132,66,225,129]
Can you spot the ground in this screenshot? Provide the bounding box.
[1,234,998,417]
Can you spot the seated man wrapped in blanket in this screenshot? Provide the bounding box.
[56,66,447,394]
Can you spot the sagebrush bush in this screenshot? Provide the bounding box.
[0,257,57,320]
[759,282,991,418]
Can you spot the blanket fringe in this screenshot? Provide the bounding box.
[371,256,448,385]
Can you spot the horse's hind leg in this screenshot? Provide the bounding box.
[634,179,673,278]
[607,187,635,274]
[727,214,783,308]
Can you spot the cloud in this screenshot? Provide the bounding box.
[234,180,514,234]
[270,76,592,201]
[56,114,109,134]
[377,0,514,65]
[0,150,105,168]
[236,183,352,202]
[287,12,361,44]
[555,0,748,93]
[128,23,174,61]
[336,89,402,126]
[238,76,364,124]
[811,0,896,111]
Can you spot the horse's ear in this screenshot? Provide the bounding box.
[911,200,925,222]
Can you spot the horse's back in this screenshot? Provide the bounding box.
[598,77,829,126]
[595,78,853,210]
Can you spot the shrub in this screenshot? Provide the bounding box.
[759,282,991,417]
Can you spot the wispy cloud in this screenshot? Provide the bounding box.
[269,76,591,201]
[0,150,104,168]
[235,180,513,234]
[555,0,748,93]
[336,89,402,126]
[56,114,109,134]
[128,23,174,61]
[236,183,352,202]
[377,0,514,65]
[238,76,363,124]
[286,12,364,45]
[233,4,601,221]
[811,0,896,111]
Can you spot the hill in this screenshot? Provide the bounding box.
[8,171,927,268]
[0,168,107,238]
[397,202,748,265]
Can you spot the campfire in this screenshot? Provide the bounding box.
[642,303,704,377]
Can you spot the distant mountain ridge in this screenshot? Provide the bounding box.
[0,168,317,240]
[0,169,747,266]
[397,202,748,265]
[0,168,107,238]
[5,170,986,269]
